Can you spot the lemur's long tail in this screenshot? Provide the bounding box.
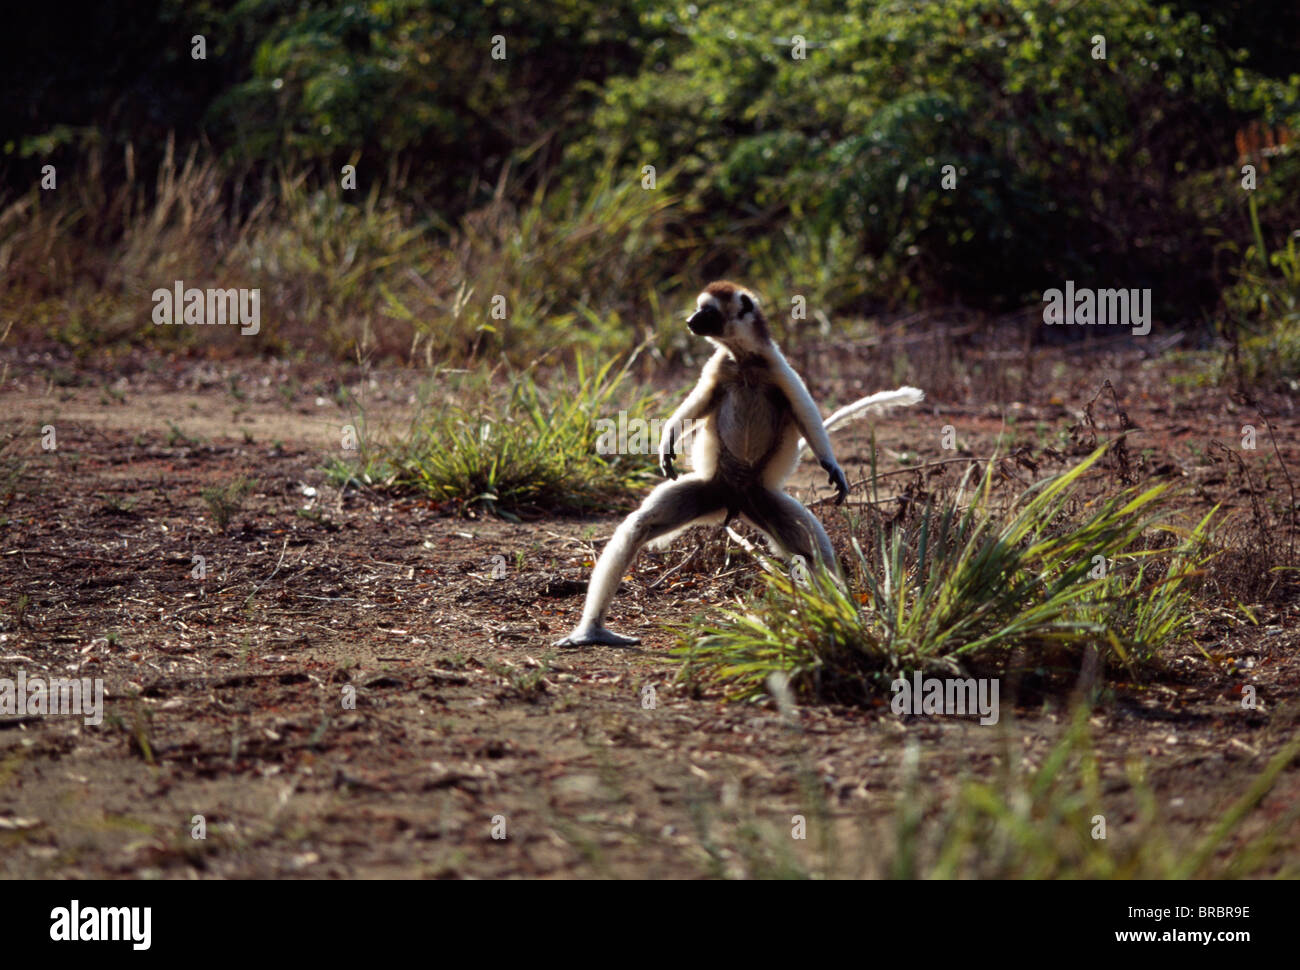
[797,386,924,453]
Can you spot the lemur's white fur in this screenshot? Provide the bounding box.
[554,282,924,648]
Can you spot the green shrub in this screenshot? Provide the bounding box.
[574,0,1298,315]
[1219,194,1300,388]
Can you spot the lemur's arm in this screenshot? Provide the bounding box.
[767,353,850,503]
[659,351,725,479]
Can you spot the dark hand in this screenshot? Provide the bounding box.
[822,460,849,504]
[660,438,678,479]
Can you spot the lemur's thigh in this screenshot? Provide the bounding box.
[741,488,835,566]
[625,475,728,544]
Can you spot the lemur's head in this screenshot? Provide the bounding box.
[687,281,771,354]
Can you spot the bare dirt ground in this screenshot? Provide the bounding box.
[2,335,1298,878]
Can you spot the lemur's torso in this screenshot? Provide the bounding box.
[709,355,794,484]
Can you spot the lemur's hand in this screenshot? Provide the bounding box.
[659,431,678,479]
[822,460,849,504]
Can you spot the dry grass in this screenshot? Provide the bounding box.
[0,144,679,364]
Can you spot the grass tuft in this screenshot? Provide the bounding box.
[201,475,256,533]
[326,352,661,517]
[674,446,1215,704]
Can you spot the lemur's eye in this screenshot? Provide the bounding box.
[739,294,753,316]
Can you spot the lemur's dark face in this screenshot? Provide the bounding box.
[686,301,725,336]
[688,281,768,351]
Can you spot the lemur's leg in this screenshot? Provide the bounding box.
[740,487,839,576]
[555,475,726,647]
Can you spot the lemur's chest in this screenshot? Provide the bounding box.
[714,372,791,467]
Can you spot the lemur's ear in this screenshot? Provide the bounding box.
[739,293,754,316]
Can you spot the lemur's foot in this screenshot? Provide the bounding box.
[553,624,642,648]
